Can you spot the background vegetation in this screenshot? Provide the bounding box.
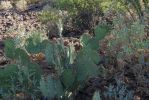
[0,0,148,100]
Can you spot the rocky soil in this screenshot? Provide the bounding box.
[0,10,45,40]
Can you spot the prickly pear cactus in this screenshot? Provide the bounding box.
[39,75,64,99]
[76,24,110,82]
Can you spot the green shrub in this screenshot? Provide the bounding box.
[55,0,104,33]
[109,13,147,58]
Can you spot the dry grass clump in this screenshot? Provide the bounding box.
[15,0,27,11]
[0,1,13,10]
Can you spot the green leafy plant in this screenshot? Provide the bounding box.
[103,83,134,100]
